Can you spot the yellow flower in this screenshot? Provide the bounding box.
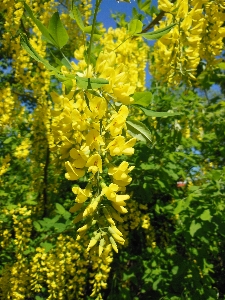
[158,0,174,12]
[65,161,85,180]
[107,105,128,136]
[102,183,130,203]
[74,45,85,60]
[107,136,136,156]
[60,136,73,159]
[71,109,88,131]
[86,96,107,119]
[69,148,88,168]
[86,129,104,150]
[86,154,102,174]
[72,185,91,203]
[108,161,134,186]
[113,83,135,105]
[102,183,119,201]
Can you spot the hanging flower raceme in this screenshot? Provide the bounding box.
[150,0,225,86]
[49,30,145,255]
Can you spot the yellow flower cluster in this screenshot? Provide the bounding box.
[0,229,12,249]
[0,154,11,177]
[1,0,24,51]
[141,214,151,229]
[0,227,91,299]
[200,1,225,67]
[29,234,89,300]
[151,0,225,85]
[14,138,31,159]
[182,120,191,139]
[0,85,15,128]
[89,244,113,299]
[0,206,32,300]
[114,199,156,248]
[79,0,92,23]
[50,27,148,254]
[100,27,148,91]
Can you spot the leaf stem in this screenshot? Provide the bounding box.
[112,36,132,52]
[87,0,102,74]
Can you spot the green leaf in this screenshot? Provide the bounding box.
[92,34,101,41]
[174,200,186,214]
[172,266,179,275]
[190,220,201,237]
[63,79,73,95]
[33,221,42,232]
[63,211,71,220]
[136,23,176,40]
[136,106,183,117]
[153,277,162,290]
[24,3,56,46]
[128,19,143,35]
[48,12,69,49]
[200,209,212,221]
[35,296,45,300]
[26,192,38,202]
[70,3,85,32]
[40,242,54,252]
[84,25,93,33]
[137,0,151,13]
[126,120,151,143]
[50,70,67,81]
[132,91,152,107]
[84,93,92,111]
[141,163,156,170]
[61,58,72,70]
[23,247,35,255]
[54,223,66,232]
[83,25,101,35]
[4,137,13,144]
[20,34,59,72]
[76,76,109,89]
[56,203,66,215]
[217,62,225,70]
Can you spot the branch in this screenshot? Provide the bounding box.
[141,0,176,34]
[12,90,37,102]
[141,11,165,33]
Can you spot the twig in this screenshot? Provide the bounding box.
[141,0,176,33]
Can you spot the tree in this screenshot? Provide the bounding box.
[0,0,225,299]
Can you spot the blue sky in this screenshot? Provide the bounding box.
[97,0,157,28]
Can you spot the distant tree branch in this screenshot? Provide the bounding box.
[141,0,176,33]
[141,11,165,33]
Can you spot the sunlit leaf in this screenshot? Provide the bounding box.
[131,91,152,107]
[24,3,56,46]
[136,23,176,40]
[48,12,69,49]
[76,76,109,89]
[126,120,151,143]
[137,106,183,117]
[200,209,212,221]
[20,34,58,72]
[128,19,143,35]
[56,203,66,215]
[70,3,85,31]
[190,220,201,237]
[63,79,73,95]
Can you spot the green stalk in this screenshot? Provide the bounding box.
[87,0,102,74]
[112,36,132,52]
